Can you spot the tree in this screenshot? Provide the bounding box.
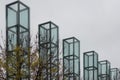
[0,33,62,80]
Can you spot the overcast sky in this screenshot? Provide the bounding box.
[0,0,120,74]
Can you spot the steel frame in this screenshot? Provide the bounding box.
[83,51,98,80]
[98,60,111,80]
[63,37,80,80]
[38,21,59,80]
[111,68,119,80]
[6,1,30,80]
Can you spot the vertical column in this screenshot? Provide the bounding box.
[6,1,30,80]
[83,51,98,80]
[39,21,59,80]
[111,68,119,80]
[98,60,111,80]
[63,37,80,80]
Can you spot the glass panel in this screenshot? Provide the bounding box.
[94,70,97,80]
[85,70,88,80]
[64,58,69,74]
[89,55,93,66]
[85,55,88,67]
[74,59,79,74]
[40,27,47,44]
[70,43,73,55]
[8,8,17,27]
[40,47,47,63]
[102,64,106,74]
[9,3,18,11]
[19,26,28,48]
[107,63,110,75]
[64,41,69,56]
[42,23,50,29]
[8,27,17,51]
[89,70,93,80]
[74,41,79,56]
[84,52,98,68]
[94,53,97,67]
[20,9,28,28]
[66,38,73,44]
[20,32,29,49]
[69,59,73,73]
[99,63,101,75]
[51,47,57,57]
[20,3,26,11]
[51,27,57,44]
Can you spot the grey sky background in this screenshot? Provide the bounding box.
[0,0,120,75]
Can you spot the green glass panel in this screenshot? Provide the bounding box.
[85,55,88,67]
[102,64,106,74]
[74,59,79,74]
[94,53,97,68]
[89,70,93,80]
[74,41,79,56]
[20,9,28,28]
[89,55,93,66]
[51,27,57,44]
[99,63,101,75]
[64,58,69,74]
[107,63,110,75]
[20,3,26,11]
[69,59,73,73]
[40,47,48,63]
[8,27,17,51]
[94,70,97,80]
[42,23,50,29]
[64,41,69,56]
[9,3,18,11]
[67,39,74,44]
[85,70,88,80]
[40,27,47,44]
[70,43,73,55]
[8,8,17,27]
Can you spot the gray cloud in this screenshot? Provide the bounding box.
[0,0,120,75]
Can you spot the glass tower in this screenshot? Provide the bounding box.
[6,1,30,80]
[111,68,119,80]
[98,60,111,80]
[38,21,59,80]
[83,51,98,80]
[63,37,80,80]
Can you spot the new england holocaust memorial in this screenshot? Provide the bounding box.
[83,51,98,80]
[6,1,30,80]
[98,60,111,80]
[0,0,119,80]
[111,68,119,80]
[38,21,59,80]
[63,37,80,80]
